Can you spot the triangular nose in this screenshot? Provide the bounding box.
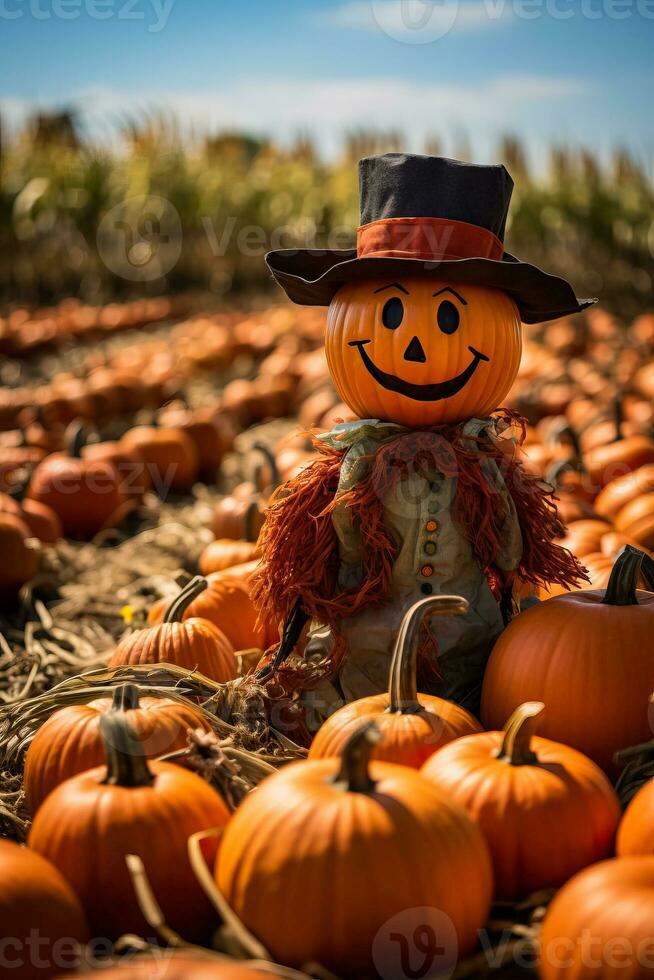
[404,336,427,363]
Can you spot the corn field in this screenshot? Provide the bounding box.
[1,111,653,314]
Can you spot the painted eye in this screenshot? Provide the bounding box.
[381,296,404,330]
[437,300,460,335]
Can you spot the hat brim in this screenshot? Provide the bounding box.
[265,248,596,324]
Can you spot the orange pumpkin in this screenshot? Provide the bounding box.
[325,278,522,426]
[585,434,654,489]
[0,491,62,544]
[110,577,237,681]
[595,464,654,520]
[199,538,260,575]
[27,423,128,538]
[28,709,230,943]
[24,683,210,814]
[0,514,40,594]
[482,546,654,774]
[120,425,199,495]
[147,573,268,651]
[421,702,620,899]
[617,766,654,857]
[216,721,492,976]
[539,857,654,979]
[0,839,88,979]
[309,595,481,767]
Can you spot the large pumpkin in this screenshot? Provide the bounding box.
[216,721,493,976]
[110,576,237,681]
[325,278,522,426]
[539,857,654,979]
[421,702,620,900]
[309,595,481,767]
[28,709,230,943]
[0,839,88,979]
[24,682,210,814]
[481,546,654,773]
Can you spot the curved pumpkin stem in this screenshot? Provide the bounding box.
[99,711,155,789]
[65,420,93,459]
[163,576,208,624]
[546,420,583,472]
[603,545,654,606]
[332,721,380,794]
[111,683,141,712]
[388,595,469,714]
[612,394,624,443]
[496,701,545,766]
[252,442,280,493]
[244,500,263,544]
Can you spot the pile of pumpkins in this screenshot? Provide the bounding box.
[0,296,185,357]
[4,549,654,979]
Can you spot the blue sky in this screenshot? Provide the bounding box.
[1,0,653,163]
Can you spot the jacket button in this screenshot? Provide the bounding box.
[421,583,433,595]
[421,564,434,577]
[424,541,437,556]
[425,519,438,532]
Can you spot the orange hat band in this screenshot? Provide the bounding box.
[356,216,504,262]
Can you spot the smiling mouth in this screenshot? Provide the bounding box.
[348,341,490,402]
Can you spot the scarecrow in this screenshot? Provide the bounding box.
[253,153,593,723]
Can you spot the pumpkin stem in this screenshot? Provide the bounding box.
[332,721,380,794]
[602,545,654,606]
[252,442,280,492]
[547,421,584,472]
[162,575,208,623]
[613,394,624,443]
[111,683,141,712]
[388,595,469,714]
[244,500,263,544]
[65,420,93,459]
[496,701,545,766]
[99,711,154,788]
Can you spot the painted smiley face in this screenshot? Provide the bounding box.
[324,277,522,427]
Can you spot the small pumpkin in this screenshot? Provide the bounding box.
[210,494,265,542]
[421,702,620,900]
[617,754,654,857]
[120,424,199,495]
[539,857,654,979]
[216,721,493,976]
[28,708,230,942]
[24,682,210,814]
[0,490,61,544]
[199,538,261,575]
[110,577,237,682]
[81,439,151,500]
[325,278,522,427]
[0,514,40,595]
[0,839,88,979]
[309,595,481,767]
[27,422,128,538]
[147,573,268,651]
[585,434,654,489]
[595,463,654,520]
[482,546,654,774]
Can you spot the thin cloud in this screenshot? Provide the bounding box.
[319,0,514,39]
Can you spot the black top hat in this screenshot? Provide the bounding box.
[265,153,596,324]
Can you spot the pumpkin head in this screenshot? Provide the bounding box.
[309,595,481,767]
[216,721,492,976]
[24,682,211,814]
[421,702,620,900]
[28,708,230,943]
[111,577,237,682]
[539,857,654,979]
[325,278,522,426]
[0,839,88,979]
[481,546,654,774]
